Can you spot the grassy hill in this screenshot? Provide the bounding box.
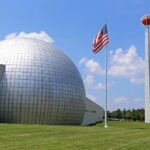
[0,122,150,150]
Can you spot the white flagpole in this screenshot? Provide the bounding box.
[104,45,108,128]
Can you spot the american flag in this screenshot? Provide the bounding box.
[92,24,109,53]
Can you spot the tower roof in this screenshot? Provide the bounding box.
[141,15,150,26]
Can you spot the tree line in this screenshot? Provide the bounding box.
[107,108,145,121]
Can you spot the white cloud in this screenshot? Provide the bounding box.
[133,98,143,103]
[114,96,129,105]
[95,82,106,90]
[84,73,109,90]
[79,58,110,90]
[130,78,144,85]
[86,93,97,103]
[6,33,17,39]
[79,57,105,75]
[86,59,104,75]
[109,50,113,55]
[79,57,87,64]
[108,45,144,84]
[5,31,54,43]
[112,96,144,110]
[84,74,94,86]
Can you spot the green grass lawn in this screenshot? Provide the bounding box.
[0,122,150,150]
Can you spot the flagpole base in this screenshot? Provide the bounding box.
[104,125,108,128]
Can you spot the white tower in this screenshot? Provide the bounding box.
[141,15,150,123]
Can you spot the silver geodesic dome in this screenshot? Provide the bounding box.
[0,37,85,125]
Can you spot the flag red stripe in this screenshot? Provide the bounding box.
[92,24,109,53]
[93,40,108,52]
[93,38,108,51]
[93,33,103,45]
[93,35,108,50]
[93,35,108,51]
[93,34,108,46]
[93,33,102,45]
[93,41,108,53]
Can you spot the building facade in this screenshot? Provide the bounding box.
[82,97,104,125]
[0,37,104,125]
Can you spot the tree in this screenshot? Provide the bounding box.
[108,108,145,121]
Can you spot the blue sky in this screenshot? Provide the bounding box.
[0,0,150,110]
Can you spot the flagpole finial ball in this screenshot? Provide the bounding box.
[141,15,150,26]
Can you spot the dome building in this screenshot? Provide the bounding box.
[0,37,104,125]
